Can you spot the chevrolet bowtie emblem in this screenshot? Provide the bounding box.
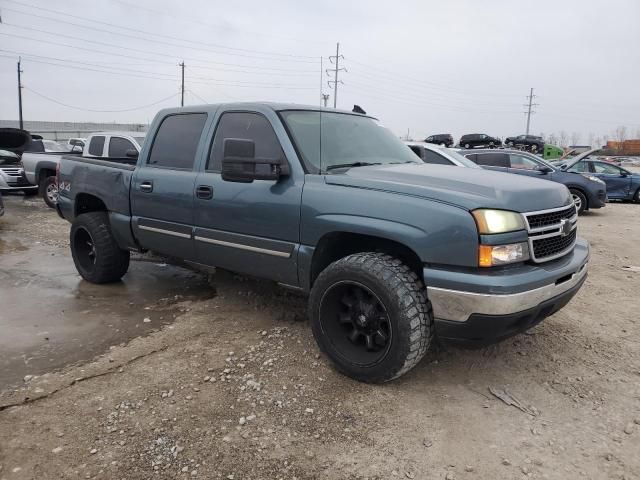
[560,219,572,236]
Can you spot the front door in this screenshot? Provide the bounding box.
[590,161,631,199]
[193,111,302,286]
[130,112,209,261]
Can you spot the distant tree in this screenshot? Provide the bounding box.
[559,131,569,148]
[571,132,581,146]
[602,134,609,147]
[548,132,559,146]
[595,136,602,148]
[587,132,595,148]
[614,126,627,152]
[635,128,640,139]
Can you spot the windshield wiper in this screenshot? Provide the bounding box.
[325,161,381,172]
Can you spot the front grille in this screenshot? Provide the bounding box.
[525,204,576,229]
[532,228,576,260]
[523,204,578,262]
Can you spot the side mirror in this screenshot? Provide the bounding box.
[125,149,139,158]
[537,165,553,174]
[221,138,289,183]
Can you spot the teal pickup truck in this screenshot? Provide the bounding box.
[57,103,589,383]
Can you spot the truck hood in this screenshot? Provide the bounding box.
[0,128,32,154]
[324,163,572,212]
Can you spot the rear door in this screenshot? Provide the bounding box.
[590,161,631,198]
[131,112,209,261]
[193,110,301,285]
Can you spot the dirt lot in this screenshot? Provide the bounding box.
[0,195,639,480]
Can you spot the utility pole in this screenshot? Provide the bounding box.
[179,61,185,107]
[321,94,330,107]
[524,87,538,135]
[17,57,23,129]
[327,42,346,108]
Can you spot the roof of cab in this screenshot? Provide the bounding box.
[155,102,374,118]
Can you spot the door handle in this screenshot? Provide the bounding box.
[139,181,153,193]
[196,185,213,200]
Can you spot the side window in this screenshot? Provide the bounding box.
[408,146,423,159]
[208,112,283,171]
[423,150,453,165]
[88,136,105,156]
[108,137,136,158]
[475,153,509,168]
[147,114,207,169]
[568,161,588,173]
[426,136,432,142]
[593,162,622,175]
[464,153,478,163]
[509,154,540,170]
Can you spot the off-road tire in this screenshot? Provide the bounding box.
[570,188,587,215]
[309,252,433,383]
[39,175,58,209]
[70,212,130,283]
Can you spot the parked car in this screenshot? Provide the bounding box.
[423,134,454,147]
[459,133,502,149]
[462,149,607,214]
[554,150,640,202]
[22,131,145,208]
[405,142,481,167]
[57,102,589,383]
[0,128,38,195]
[504,135,545,152]
[67,138,87,149]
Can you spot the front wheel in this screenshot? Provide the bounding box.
[309,252,433,383]
[464,143,471,149]
[70,212,130,283]
[570,189,587,214]
[39,175,58,208]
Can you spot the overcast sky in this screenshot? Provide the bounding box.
[0,0,639,142]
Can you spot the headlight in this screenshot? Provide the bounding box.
[584,174,605,185]
[479,242,530,267]
[472,209,525,234]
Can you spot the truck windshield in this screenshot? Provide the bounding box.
[280,110,420,173]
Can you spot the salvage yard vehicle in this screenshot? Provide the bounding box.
[505,134,545,152]
[556,149,640,202]
[462,149,607,214]
[22,131,145,208]
[0,128,38,195]
[459,133,502,149]
[423,134,454,147]
[405,142,480,167]
[57,103,590,383]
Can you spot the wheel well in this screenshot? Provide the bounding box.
[568,187,588,208]
[310,232,423,286]
[38,168,56,184]
[75,193,107,217]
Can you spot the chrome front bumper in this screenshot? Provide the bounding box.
[427,260,588,322]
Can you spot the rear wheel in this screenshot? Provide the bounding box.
[309,252,433,383]
[464,143,471,149]
[39,175,58,208]
[70,212,130,283]
[570,189,587,214]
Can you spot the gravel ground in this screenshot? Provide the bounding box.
[0,196,639,480]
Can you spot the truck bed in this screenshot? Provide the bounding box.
[58,154,136,222]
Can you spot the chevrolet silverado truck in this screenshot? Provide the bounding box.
[57,103,590,383]
[23,132,145,208]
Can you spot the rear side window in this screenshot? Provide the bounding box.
[568,161,588,173]
[475,153,509,167]
[88,136,105,156]
[423,150,453,165]
[108,137,136,158]
[148,113,207,169]
[409,146,423,159]
[208,112,283,171]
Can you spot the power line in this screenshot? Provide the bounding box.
[524,88,539,134]
[24,87,178,112]
[1,5,320,61]
[0,32,318,73]
[327,42,345,108]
